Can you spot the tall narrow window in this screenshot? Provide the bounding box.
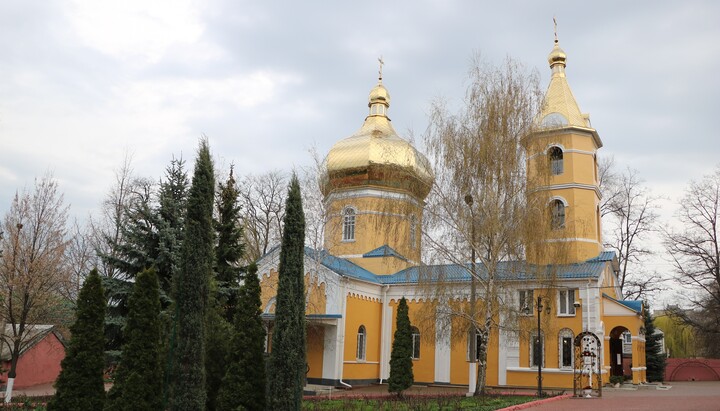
[357,325,366,360]
[530,331,544,368]
[549,146,564,175]
[411,326,421,359]
[550,199,566,229]
[519,289,534,313]
[559,329,574,369]
[409,215,417,248]
[558,289,576,315]
[467,330,483,361]
[342,207,356,241]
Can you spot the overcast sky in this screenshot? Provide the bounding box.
[2,1,719,287]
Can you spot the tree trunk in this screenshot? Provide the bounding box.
[4,340,21,403]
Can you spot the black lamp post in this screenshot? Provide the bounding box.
[464,194,478,393]
[536,295,544,397]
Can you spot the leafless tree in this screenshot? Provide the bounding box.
[64,219,97,300]
[422,56,549,395]
[239,170,287,263]
[0,173,71,402]
[664,165,720,354]
[601,166,662,299]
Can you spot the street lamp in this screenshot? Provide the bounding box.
[526,295,550,397]
[464,194,478,394]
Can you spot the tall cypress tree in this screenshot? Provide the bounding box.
[217,263,266,411]
[105,268,162,411]
[644,302,667,382]
[267,174,306,411]
[49,269,106,411]
[388,297,413,396]
[170,139,215,410]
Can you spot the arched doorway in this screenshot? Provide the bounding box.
[609,326,631,378]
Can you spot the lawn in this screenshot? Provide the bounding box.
[302,394,537,410]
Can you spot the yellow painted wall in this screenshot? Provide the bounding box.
[325,193,423,273]
[259,270,327,315]
[307,326,325,379]
[387,299,436,384]
[343,295,382,380]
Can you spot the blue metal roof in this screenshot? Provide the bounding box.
[362,244,407,261]
[603,293,643,313]
[302,247,616,286]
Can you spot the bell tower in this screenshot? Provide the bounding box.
[524,35,603,264]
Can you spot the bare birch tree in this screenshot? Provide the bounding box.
[421,56,547,395]
[239,170,287,263]
[601,166,662,299]
[664,165,720,356]
[0,173,70,402]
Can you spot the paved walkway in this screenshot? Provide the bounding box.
[525,381,720,411]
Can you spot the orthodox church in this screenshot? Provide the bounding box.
[256,37,647,392]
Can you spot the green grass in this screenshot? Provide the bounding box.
[302,394,536,410]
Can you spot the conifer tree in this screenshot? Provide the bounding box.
[214,167,245,321]
[217,263,266,411]
[104,268,162,411]
[204,298,232,411]
[49,269,106,411]
[267,174,306,411]
[170,139,215,410]
[644,302,667,382]
[388,297,413,396]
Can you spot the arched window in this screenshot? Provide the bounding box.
[548,146,564,175]
[530,330,545,368]
[409,215,417,248]
[550,199,566,229]
[342,207,356,241]
[411,326,421,359]
[559,328,574,369]
[357,325,366,361]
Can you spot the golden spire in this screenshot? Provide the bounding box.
[548,17,567,74]
[378,55,384,82]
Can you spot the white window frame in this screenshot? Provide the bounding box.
[558,289,576,316]
[466,330,483,361]
[551,199,566,229]
[411,326,421,360]
[409,214,417,248]
[357,325,366,361]
[342,207,356,242]
[519,289,534,315]
[559,328,574,369]
[549,146,564,175]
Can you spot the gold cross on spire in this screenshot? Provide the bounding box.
[553,16,558,43]
[378,56,384,81]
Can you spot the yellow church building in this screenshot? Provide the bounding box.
[256,38,647,393]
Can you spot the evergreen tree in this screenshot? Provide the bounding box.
[204,297,232,411]
[266,174,306,411]
[49,269,106,411]
[104,268,162,411]
[217,263,266,411]
[214,166,244,321]
[644,302,667,382]
[388,297,413,396]
[170,139,215,411]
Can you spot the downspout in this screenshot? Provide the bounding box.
[378,284,390,384]
[337,277,352,389]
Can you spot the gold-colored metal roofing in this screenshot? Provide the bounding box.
[534,39,602,148]
[322,79,434,199]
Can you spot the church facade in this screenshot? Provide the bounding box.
[257,39,647,391]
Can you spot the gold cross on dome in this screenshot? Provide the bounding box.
[553,16,558,43]
[378,56,384,81]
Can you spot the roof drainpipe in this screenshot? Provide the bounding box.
[378,284,390,384]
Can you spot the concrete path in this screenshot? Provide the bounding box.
[525,381,720,411]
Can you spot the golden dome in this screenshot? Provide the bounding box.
[368,82,390,107]
[321,80,433,199]
[547,40,567,68]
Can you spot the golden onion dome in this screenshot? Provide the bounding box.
[547,40,567,68]
[321,79,433,199]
